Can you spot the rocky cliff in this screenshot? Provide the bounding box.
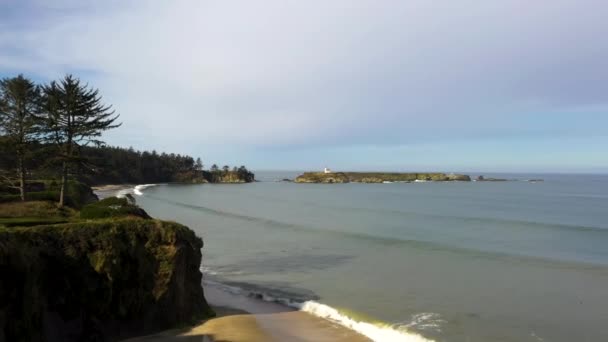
[0,219,214,342]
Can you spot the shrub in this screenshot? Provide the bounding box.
[80,197,150,220]
[0,217,69,227]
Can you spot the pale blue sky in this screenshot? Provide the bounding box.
[1,0,607,172]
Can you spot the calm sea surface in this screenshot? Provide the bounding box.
[134,172,608,342]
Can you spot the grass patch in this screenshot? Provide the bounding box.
[0,201,77,218]
[0,217,70,228]
[80,196,151,220]
[0,180,97,208]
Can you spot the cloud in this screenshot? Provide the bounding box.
[1,0,607,159]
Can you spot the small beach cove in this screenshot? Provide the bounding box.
[98,183,434,342]
[123,286,372,342]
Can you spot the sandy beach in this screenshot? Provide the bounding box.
[124,285,371,342]
[92,184,134,199]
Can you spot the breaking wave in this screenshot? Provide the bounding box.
[115,184,160,198]
[133,184,159,196]
[204,278,436,342]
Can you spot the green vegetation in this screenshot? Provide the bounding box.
[347,172,471,182]
[0,200,77,228]
[0,75,41,202]
[0,200,76,218]
[1,74,255,208]
[0,179,97,209]
[39,75,121,206]
[0,194,214,341]
[294,171,472,183]
[294,172,350,183]
[0,218,214,341]
[0,216,69,227]
[77,145,255,184]
[0,74,120,207]
[0,72,251,341]
[80,195,151,220]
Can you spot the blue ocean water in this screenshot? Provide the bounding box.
[133,172,608,342]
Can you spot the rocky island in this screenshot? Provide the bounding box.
[295,171,471,183]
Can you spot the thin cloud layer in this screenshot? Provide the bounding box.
[0,0,607,170]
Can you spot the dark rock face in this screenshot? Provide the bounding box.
[445,174,471,181]
[0,220,214,342]
[476,175,508,181]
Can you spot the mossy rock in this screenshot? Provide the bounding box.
[80,196,151,220]
[0,219,214,341]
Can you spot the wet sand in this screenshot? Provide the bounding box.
[124,285,371,342]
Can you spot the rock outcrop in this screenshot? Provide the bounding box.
[294,172,350,183]
[476,175,508,181]
[295,172,471,183]
[200,170,255,183]
[0,219,214,342]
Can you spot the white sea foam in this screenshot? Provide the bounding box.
[133,184,158,196]
[402,312,445,332]
[293,301,434,342]
[115,188,133,198]
[203,278,435,342]
[200,266,220,276]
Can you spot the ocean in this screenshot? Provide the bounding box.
[123,172,608,342]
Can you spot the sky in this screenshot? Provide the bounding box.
[1,0,607,173]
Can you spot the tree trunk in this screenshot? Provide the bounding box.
[19,156,25,201]
[59,161,68,207]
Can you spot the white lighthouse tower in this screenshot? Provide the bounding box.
[324,167,332,174]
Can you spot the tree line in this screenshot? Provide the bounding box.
[0,74,119,206]
[0,74,254,206]
[75,145,254,185]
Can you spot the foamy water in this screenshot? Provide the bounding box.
[202,278,433,342]
[296,301,432,342]
[114,184,160,198]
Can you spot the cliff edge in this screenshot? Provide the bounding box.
[0,218,214,342]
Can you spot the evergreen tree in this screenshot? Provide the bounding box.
[0,75,42,201]
[40,75,120,207]
[195,157,203,171]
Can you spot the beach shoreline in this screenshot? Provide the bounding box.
[91,184,134,199]
[123,284,372,342]
[96,184,373,342]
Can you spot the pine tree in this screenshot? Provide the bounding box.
[40,75,120,207]
[195,157,203,171]
[0,75,42,201]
